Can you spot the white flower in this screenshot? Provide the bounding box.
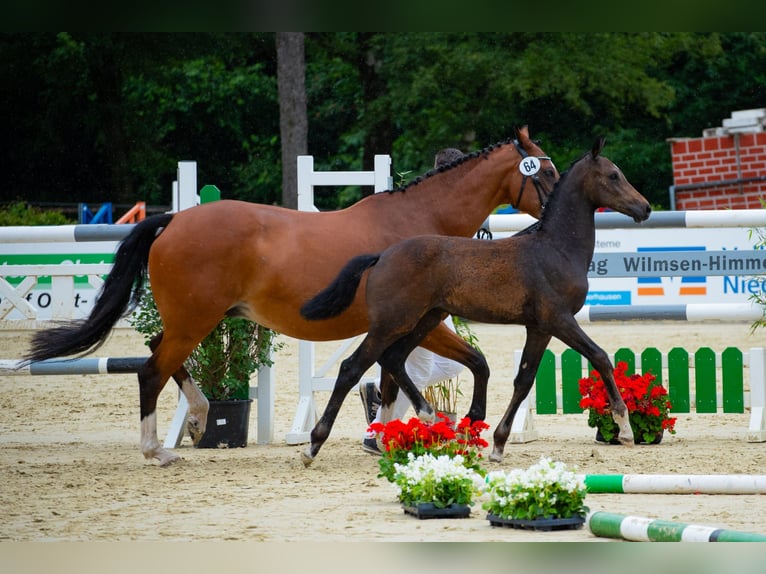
[482,457,588,520]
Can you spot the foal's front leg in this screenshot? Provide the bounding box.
[490,329,551,462]
[554,318,634,445]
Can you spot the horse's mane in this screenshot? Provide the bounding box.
[388,137,518,194]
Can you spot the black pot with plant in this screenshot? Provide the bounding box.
[130,286,280,448]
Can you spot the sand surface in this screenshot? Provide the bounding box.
[1,321,765,542]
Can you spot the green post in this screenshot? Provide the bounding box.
[641,347,662,386]
[668,347,690,413]
[614,348,635,374]
[199,184,221,204]
[695,347,717,413]
[561,349,583,414]
[722,347,744,413]
[535,350,557,414]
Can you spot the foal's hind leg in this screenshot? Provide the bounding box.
[149,332,209,446]
[491,327,551,462]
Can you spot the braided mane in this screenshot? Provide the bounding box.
[389,137,518,194]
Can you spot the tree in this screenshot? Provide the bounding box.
[276,33,308,209]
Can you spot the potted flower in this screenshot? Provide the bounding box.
[578,361,677,445]
[483,457,588,530]
[368,415,489,482]
[130,286,281,448]
[422,316,480,423]
[393,452,486,519]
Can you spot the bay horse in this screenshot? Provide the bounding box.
[299,137,652,465]
[24,127,558,466]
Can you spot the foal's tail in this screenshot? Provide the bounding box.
[24,213,176,362]
[300,254,381,321]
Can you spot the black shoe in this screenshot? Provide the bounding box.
[362,436,381,455]
[360,382,381,425]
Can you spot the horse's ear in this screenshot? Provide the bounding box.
[515,125,529,142]
[591,136,605,159]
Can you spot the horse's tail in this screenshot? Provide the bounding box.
[24,213,176,362]
[300,253,381,321]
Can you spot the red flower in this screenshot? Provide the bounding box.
[579,361,677,443]
[368,414,489,482]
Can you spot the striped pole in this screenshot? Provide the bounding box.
[0,357,148,375]
[587,511,766,542]
[0,224,132,243]
[583,474,766,495]
[481,209,766,234]
[575,303,762,323]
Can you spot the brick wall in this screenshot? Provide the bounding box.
[670,132,766,210]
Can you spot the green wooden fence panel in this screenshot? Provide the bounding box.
[561,349,583,414]
[641,347,663,386]
[668,347,690,413]
[530,345,748,416]
[614,348,635,374]
[535,349,557,414]
[722,347,744,413]
[695,347,717,413]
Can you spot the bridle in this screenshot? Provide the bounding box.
[476,140,554,240]
[512,139,554,212]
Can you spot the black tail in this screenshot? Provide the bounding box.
[300,254,380,321]
[24,213,175,362]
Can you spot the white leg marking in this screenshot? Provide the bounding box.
[180,376,209,445]
[141,412,181,466]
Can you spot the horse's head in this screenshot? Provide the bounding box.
[506,126,559,219]
[582,136,651,223]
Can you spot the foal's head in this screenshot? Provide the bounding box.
[573,137,652,223]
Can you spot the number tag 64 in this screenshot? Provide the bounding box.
[519,157,541,176]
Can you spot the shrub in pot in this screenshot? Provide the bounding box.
[130,286,280,447]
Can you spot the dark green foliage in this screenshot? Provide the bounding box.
[2,33,765,212]
[0,202,74,226]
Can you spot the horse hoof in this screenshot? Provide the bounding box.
[157,450,182,467]
[187,417,206,445]
[417,409,436,423]
[618,435,635,446]
[301,449,315,468]
[489,448,503,463]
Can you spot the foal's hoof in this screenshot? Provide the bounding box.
[301,448,315,468]
[489,447,504,463]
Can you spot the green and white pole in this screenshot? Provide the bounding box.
[583,474,766,494]
[587,511,766,542]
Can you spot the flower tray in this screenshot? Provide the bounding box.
[486,513,585,531]
[402,503,471,520]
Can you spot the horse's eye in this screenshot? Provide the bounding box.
[609,172,619,181]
